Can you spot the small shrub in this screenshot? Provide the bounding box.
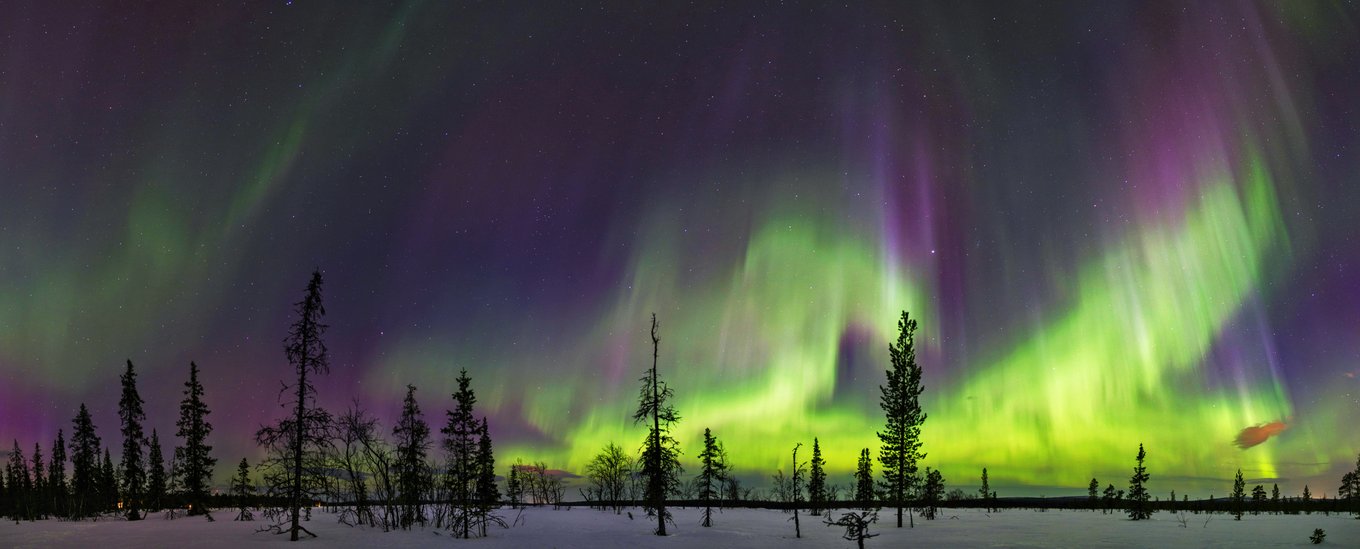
[1310,528,1325,544]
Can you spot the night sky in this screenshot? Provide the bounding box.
[3,2,1359,495]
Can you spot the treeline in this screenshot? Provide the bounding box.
[5,271,1360,546]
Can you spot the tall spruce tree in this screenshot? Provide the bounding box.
[808,438,827,517]
[854,448,874,508]
[632,313,682,536]
[393,384,431,529]
[70,404,100,519]
[99,448,117,512]
[474,417,502,536]
[980,468,991,512]
[255,269,335,541]
[30,443,46,519]
[1127,443,1151,520]
[441,368,479,538]
[1231,468,1246,520]
[695,428,727,527]
[118,359,147,520]
[49,430,67,518]
[146,430,166,511]
[7,441,30,520]
[878,311,926,528]
[175,361,215,515]
[232,458,254,521]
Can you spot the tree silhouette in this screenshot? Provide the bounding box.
[30,443,46,519]
[586,443,634,514]
[1088,478,1098,511]
[1126,443,1151,520]
[49,430,67,518]
[979,468,991,512]
[919,467,944,519]
[393,384,431,529]
[878,311,926,528]
[70,404,100,519]
[695,428,727,527]
[7,441,30,520]
[99,448,117,512]
[232,458,255,521]
[1231,468,1246,520]
[808,438,827,517]
[146,430,166,512]
[789,442,807,538]
[474,417,503,536]
[256,270,335,541]
[1251,484,1267,515]
[854,448,874,508]
[633,313,682,535]
[441,368,480,538]
[175,361,215,515]
[1102,483,1116,514]
[118,360,147,520]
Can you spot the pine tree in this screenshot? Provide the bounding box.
[854,448,874,508]
[1271,483,1280,514]
[1303,484,1312,515]
[99,448,117,512]
[256,270,334,540]
[878,311,926,528]
[441,368,479,538]
[7,441,30,520]
[70,404,101,519]
[807,438,827,517]
[505,462,523,509]
[474,417,502,536]
[30,443,46,519]
[232,458,254,521]
[175,361,215,515]
[49,430,67,518]
[1102,483,1116,514]
[146,430,166,512]
[1231,469,1246,520]
[695,428,727,527]
[393,384,431,529]
[1126,443,1151,520]
[1250,484,1267,515]
[118,360,147,520]
[1088,478,1099,511]
[632,313,683,536]
[920,467,944,520]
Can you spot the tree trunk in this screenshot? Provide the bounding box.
[290,327,309,542]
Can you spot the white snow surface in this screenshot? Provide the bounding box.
[2,506,1358,548]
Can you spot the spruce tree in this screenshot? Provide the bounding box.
[232,458,254,521]
[1303,484,1312,514]
[1231,468,1246,520]
[808,438,827,517]
[99,448,117,512]
[854,448,874,508]
[1127,443,1150,520]
[790,442,807,538]
[441,368,479,538]
[878,311,926,528]
[1088,478,1099,511]
[175,361,215,515]
[7,441,29,520]
[695,428,727,527]
[118,359,147,520]
[505,463,523,509]
[70,404,101,519]
[255,270,334,541]
[1271,483,1280,514]
[146,430,166,512]
[393,384,431,529]
[632,313,682,535]
[474,417,502,536]
[920,467,944,519]
[30,443,46,519]
[1251,484,1266,514]
[980,468,991,512]
[49,430,67,518]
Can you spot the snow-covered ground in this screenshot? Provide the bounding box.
[3,506,1358,548]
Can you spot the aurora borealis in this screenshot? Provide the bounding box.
[2,1,1359,496]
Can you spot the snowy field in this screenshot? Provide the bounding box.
[3,506,1359,548]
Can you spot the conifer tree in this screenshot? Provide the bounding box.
[441,368,479,538]
[474,417,503,536]
[7,441,30,520]
[232,458,254,521]
[790,442,807,538]
[920,467,944,519]
[393,384,431,529]
[49,430,67,518]
[175,361,215,515]
[695,428,727,527]
[30,443,46,519]
[99,448,117,512]
[980,468,991,512]
[854,448,874,508]
[1271,483,1280,514]
[118,360,147,520]
[1303,484,1312,514]
[256,270,335,540]
[1127,443,1151,520]
[146,430,166,512]
[633,313,682,535]
[1231,468,1246,520]
[1088,478,1099,511]
[1250,484,1266,515]
[1102,483,1116,514]
[506,462,523,509]
[808,438,827,517]
[878,311,926,528]
[70,404,101,519]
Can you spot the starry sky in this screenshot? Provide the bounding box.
[2,1,1359,496]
